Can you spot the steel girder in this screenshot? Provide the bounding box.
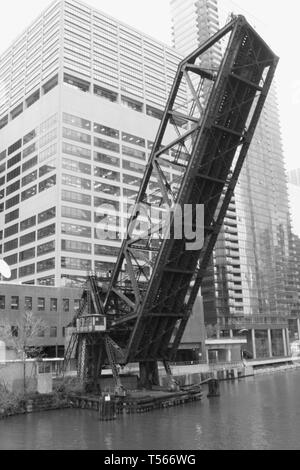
[102,15,278,365]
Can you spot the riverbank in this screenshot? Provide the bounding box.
[0,392,70,420]
[1,360,300,420]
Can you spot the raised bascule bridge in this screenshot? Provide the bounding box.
[64,15,278,393]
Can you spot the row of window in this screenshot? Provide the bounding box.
[0,295,80,312]
[3,224,55,253]
[0,176,56,212]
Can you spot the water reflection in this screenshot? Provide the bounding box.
[1,371,300,450]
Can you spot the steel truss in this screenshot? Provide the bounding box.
[72,15,278,388]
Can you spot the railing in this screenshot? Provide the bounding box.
[208,361,244,370]
[217,316,289,328]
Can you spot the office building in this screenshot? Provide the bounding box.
[0,0,188,288]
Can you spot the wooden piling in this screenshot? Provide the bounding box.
[98,395,116,421]
[207,379,220,398]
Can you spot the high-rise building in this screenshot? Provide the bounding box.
[288,169,300,237]
[170,0,300,359]
[0,0,187,289]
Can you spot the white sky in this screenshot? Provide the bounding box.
[0,0,299,171]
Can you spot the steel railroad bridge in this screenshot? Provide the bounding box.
[64,15,278,391]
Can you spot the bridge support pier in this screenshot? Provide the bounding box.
[139,361,159,389]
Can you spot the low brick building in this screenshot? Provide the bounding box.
[0,283,82,357]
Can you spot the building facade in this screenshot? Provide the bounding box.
[0,283,82,356]
[0,0,187,288]
[170,0,300,359]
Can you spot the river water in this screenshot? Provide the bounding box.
[1,370,300,450]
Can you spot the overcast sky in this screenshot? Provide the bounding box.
[0,0,299,170]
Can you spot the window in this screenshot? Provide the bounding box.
[94,85,117,102]
[61,222,91,238]
[61,239,92,254]
[146,105,163,120]
[40,113,58,134]
[19,264,35,278]
[61,206,91,222]
[4,254,17,266]
[122,132,145,147]
[93,123,119,139]
[20,231,36,246]
[37,276,55,286]
[0,296,5,309]
[62,174,90,190]
[39,144,57,163]
[123,174,142,186]
[38,297,45,311]
[122,145,145,161]
[37,258,55,272]
[22,156,37,172]
[19,247,35,262]
[121,95,143,112]
[42,74,58,94]
[50,326,57,338]
[64,73,90,92]
[94,167,120,181]
[26,90,40,108]
[6,194,20,210]
[38,207,56,224]
[8,153,21,169]
[37,223,55,240]
[39,129,57,148]
[6,180,20,196]
[37,240,55,256]
[11,326,19,337]
[95,261,115,277]
[94,181,120,196]
[23,143,36,159]
[94,197,119,212]
[61,257,91,271]
[50,298,57,311]
[21,185,37,201]
[63,112,91,130]
[61,298,69,313]
[39,161,56,178]
[39,174,56,192]
[4,238,18,253]
[63,127,91,145]
[22,170,37,187]
[11,296,19,310]
[8,139,22,156]
[94,244,120,257]
[62,158,91,175]
[62,190,91,205]
[123,188,138,199]
[62,142,91,159]
[7,167,21,183]
[94,137,119,153]
[20,216,36,232]
[4,223,19,238]
[94,152,119,167]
